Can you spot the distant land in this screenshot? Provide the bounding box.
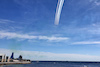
[32,61,100,63]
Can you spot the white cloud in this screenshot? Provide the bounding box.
[1,48,100,61]
[90,0,100,6]
[73,41,100,45]
[0,31,69,41]
[94,0,100,5]
[0,19,14,23]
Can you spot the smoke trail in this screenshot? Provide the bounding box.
[54,0,64,25]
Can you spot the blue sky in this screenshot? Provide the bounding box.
[0,0,100,61]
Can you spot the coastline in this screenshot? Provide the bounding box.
[0,61,31,65]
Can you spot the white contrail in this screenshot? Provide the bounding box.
[54,0,64,25]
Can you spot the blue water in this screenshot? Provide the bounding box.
[1,61,100,67]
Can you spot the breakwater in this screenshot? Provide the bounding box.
[0,61,31,65]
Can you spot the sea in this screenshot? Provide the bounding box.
[1,61,100,67]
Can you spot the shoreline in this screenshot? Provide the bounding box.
[0,61,31,65]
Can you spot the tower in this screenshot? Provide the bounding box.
[10,52,14,59]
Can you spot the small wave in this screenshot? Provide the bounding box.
[84,65,88,67]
